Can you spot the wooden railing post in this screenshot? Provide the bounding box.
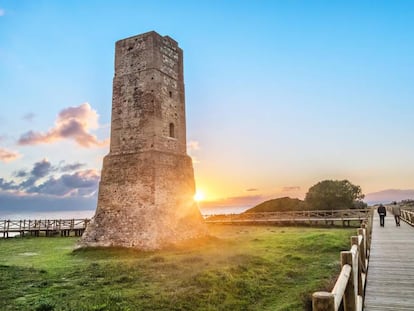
[6,220,10,238]
[351,236,363,297]
[357,228,366,270]
[341,251,356,311]
[312,214,372,311]
[312,292,335,311]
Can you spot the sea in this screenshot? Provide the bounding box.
[0,206,249,221]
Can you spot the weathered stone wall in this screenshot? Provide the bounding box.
[79,31,206,250]
[110,31,186,155]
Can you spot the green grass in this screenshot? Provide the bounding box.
[0,225,354,311]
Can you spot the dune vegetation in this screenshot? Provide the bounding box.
[0,224,354,311]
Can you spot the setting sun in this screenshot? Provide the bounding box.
[194,190,205,202]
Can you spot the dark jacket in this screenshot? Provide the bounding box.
[377,205,386,216]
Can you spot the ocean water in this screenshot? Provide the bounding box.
[199,206,250,216]
[0,206,249,220]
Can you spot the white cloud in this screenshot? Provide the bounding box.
[187,140,200,151]
[187,140,201,164]
[18,103,108,148]
[0,9,5,17]
[0,147,21,162]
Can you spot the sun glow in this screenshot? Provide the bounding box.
[194,190,205,202]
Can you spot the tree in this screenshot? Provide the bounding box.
[305,180,365,210]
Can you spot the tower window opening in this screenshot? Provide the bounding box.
[169,123,175,138]
[169,91,172,98]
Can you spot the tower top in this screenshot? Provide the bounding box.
[109,31,187,156]
[116,31,178,45]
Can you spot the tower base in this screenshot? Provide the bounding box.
[78,151,207,250]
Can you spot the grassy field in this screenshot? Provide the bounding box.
[0,225,354,311]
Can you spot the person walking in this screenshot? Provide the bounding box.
[377,204,386,227]
[392,203,401,226]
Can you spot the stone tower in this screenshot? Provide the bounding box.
[79,31,206,250]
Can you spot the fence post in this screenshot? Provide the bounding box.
[341,251,357,311]
[312,292,335,311]
[351,236,362,297]
[22,220,26,237]
[357,228,366,271]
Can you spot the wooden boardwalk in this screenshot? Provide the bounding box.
[364,211,414,310]
[0,219,90,238]
[205,209,370,227]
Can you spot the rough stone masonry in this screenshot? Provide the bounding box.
[78,31,207,250]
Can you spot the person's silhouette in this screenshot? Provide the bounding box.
[377,204,386,227]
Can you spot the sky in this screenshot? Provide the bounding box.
[1,0,414,217]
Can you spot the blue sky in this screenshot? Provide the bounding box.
[1,1,414,216]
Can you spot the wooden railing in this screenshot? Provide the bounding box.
[205,209,371,227]
[385,204,414,226]
[400,209,414,226]
[312,210,373,311]
[0,219,90,238]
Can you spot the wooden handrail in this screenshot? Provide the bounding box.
[400,209,414,226]
[0,218,89,230]
[331,264,352,310]
[0,218,90,238]
[312,209,373,311]
[205,208,371,227]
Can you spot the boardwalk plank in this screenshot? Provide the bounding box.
[364,211,414,310]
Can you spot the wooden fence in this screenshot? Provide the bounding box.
[384,204,414,226]
[0,219,90,238]
[312,210,373,311]
[205,209,371,227]
[400,209,414,226]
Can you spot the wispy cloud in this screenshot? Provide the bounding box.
[18,103,108,148]
[0,178,18,191]
[18,159,55,189]
[32,159,53,177]
[58,161,86,172]
[22,113,35,122]
[0,147,21,162]
[14,160,87,178]
[0,9,5,17]
[282,186,301,192]
[200,194,265,209]
[27,169,99,197]
[13,170,28,178]
[187,140,201,164]
[246,188,258,192]
[188,140,200,151]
